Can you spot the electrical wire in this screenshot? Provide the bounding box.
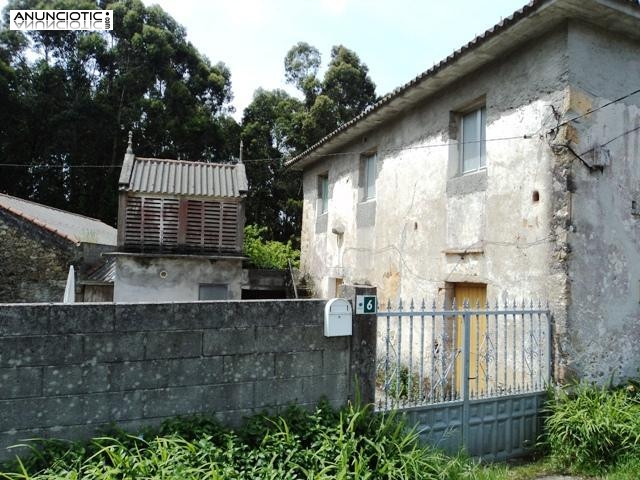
[600,124,640,148]
[548,87,640,133]
[2,86,638,170]
[0,134,536,169]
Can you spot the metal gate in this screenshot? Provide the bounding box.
[376,298,552,460]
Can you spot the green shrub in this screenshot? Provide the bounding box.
[243,224,300,270]
[0,401,481,480]
[544,380,640,473]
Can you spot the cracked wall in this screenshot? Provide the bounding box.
[557,21,640,382]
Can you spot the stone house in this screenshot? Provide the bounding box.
[288,0,640,382]
[0,193,117,302]
[111,138,248,302]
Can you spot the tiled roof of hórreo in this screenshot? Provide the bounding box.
[119,157,248,198]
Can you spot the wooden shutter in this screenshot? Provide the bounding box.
[220,202,239,252]
[125,195,240,253]
[185,200,206,249]
[203,201,223,247]
[160,199,179,248]
[124,196,142,246]
[124,196,179,251]
[184,199,239,253]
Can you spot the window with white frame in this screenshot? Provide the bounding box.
[361,152,377,201]
[318,173,329,214]
[459,106,486,174]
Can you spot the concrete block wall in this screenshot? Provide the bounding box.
[0,300,353,461]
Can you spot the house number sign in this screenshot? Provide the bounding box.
[355,295,377,314]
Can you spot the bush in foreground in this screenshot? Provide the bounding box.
[544,379,640,474]
[0,401,482,480]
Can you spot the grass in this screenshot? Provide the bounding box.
[4,380,640,479]
[0,400,489,480]
[543,379,640,476]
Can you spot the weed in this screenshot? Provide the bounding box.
[0,401,484,479]
[544,379,640,474]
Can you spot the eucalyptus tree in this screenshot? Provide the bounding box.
[241,88,304,244]
[0,0,237,224]
[239,42,378,245]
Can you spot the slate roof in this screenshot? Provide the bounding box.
[287,0,640,169]
[0,193,117,246]
[118,156,248,198]
[84,257,116,283]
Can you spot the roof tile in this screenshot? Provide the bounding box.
[122,157,248,198]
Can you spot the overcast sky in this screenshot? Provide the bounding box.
[2,0,528,119]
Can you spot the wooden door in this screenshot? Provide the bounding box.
[454,283,487,396]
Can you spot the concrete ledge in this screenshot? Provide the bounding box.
[446,169,487,196]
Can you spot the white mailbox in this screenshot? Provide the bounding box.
[324,298,353,337]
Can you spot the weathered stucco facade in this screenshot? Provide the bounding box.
[291,0,640,382]
[560,21,640,381]
[113,255,244,302]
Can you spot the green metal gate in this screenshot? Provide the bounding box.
[376,298,552,460]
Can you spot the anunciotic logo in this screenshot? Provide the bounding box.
[10,10,113,31]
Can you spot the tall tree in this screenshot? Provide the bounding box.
[241,88,304,244]
[282,42,377,146]
[0,0,238,225]
[241,43,377,246]
[323,45,377,126]
[284,41,321,107]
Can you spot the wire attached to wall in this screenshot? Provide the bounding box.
[548,87,640,134]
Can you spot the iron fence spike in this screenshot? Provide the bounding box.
[387,298,391,310]
[398,298,403,310]
[410,298,415,310]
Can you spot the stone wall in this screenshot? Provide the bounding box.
[0,299,361,461]
[0,211,115,303]
[0,211,74,303]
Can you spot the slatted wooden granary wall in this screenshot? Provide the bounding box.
[122,195,242,254]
